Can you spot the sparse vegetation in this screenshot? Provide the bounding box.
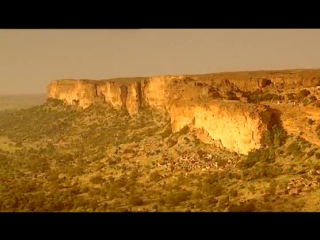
[226,91,238,100]
[262,93,284,101]
[287,142,302,157]
[1,79,320,212]
[262,124,287,148]
[248,93,262,103]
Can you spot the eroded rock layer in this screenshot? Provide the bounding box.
[47,69,320,154]
[167,100,271,155]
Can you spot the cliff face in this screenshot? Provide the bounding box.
[168,101,270,155]
[47,69,320,154]
[47,76,179,115]
[96,82,123,110]
[48,80,139,114]
[143,76,183,110]
[48,80,102,108]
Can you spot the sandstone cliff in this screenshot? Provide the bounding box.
[47,69,320,154]
[48,76,180,115]
[167,100,271,155]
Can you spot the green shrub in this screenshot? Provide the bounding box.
[262,93,284,101]
[168,139,178,148]
[219,196,230,208]
[158,198,165,206]
[228,202,256,212]
[233,173,241,180]
[165,190,192,206]
[197,149,207,158]
[268,147,276,163]
[272,125,287,147]
[248,184,256,193]
[262,130,273,146]
[286,142,301,157]
[263,124,287,148]
[240,148,270,169]
[160,128,172,139]
[203,174,219,185]
[194,139,200,147]
[226,91,238,100]
[313,163,320,171]
[297,89,311,101]
[123,149,136,154]
[262,94,274,101]
[248,94,261,102]
[307,149,316,157]
[229,189,238,197]
[129,196,144,206]
[266,182,277,196]
[90,175,105,184]
[191,191,202,200]
[286,93,296,100]
[227,172,235,179]
[183,137,190,143]
[178,126,190,136]
[205,196,218,205]
[203,182,224,197]
[149,172,162,182]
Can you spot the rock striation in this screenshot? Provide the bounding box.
[47,69,320,154]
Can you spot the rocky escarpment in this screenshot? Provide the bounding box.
[168,100,272,155]
[48,76,177,115]
[47,69,320,154]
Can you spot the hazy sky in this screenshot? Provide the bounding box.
[1,29,320,94]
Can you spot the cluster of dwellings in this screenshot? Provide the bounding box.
[158,153,238,173]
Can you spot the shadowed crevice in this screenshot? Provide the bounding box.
[120,85,128,110]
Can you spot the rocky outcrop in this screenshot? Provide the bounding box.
[96,82,123,110]
[47,69,320,154]
[47,80,102,108]
[47,76,180,115]
[167,100,270,155]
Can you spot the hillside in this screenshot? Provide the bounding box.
[48,69,320,153]
[0,69,320,212]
